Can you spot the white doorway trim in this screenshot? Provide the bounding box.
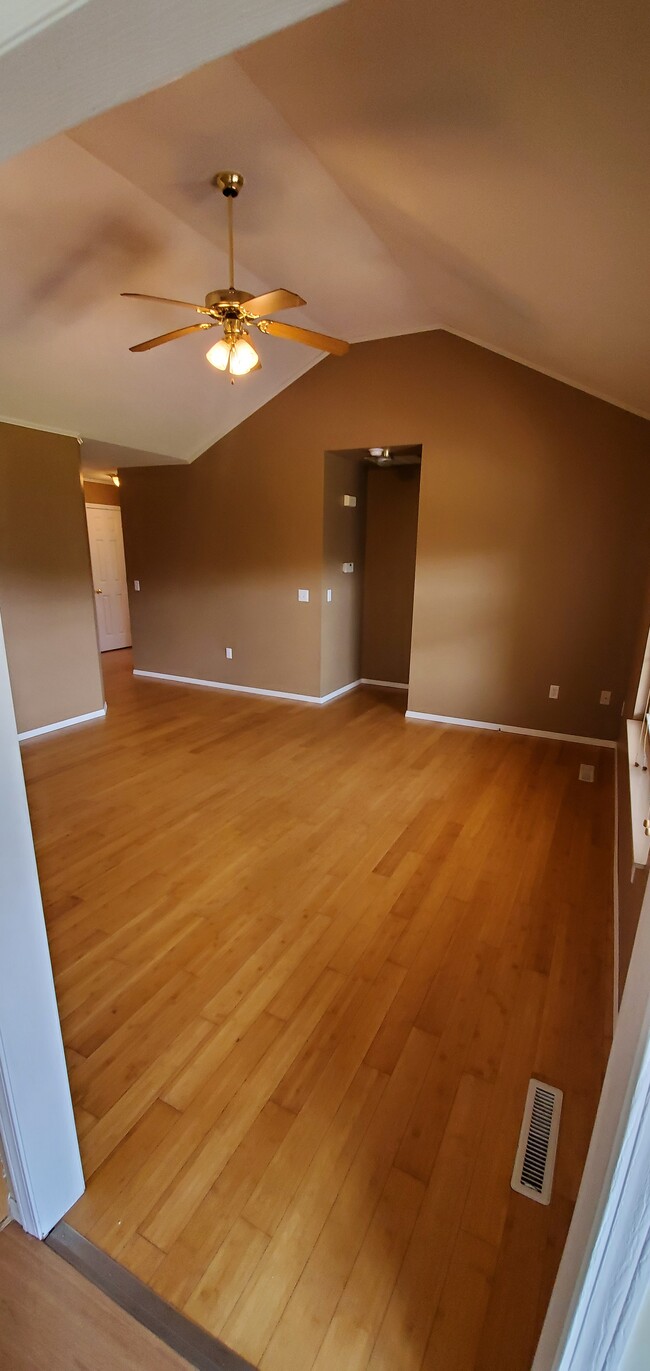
[0,610,84,1237]
[533,874,650,1369]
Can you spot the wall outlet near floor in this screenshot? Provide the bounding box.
[298,588,310,602]
[579,763,595,783]
[326,588,333,603]
[225,647,233,660]
[133,579,140,591]
[342,562,354,574]
[600,689,612,705]
[549,684,560,699]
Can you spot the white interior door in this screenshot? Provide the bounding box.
[86,505,132,652]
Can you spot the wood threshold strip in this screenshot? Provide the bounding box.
[46,1222,256,1371]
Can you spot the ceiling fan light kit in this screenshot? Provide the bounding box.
[122,171,349,378]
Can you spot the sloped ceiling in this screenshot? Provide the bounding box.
[0,0,648,467]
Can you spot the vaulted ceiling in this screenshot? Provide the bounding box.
[1,0,648,468]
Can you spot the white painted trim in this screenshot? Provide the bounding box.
[18,704,107,741]
[405,709,616,749]
[134,669,361,706]
[0,609,84,1237]
[613,747,620,1031]
[0,414,81,440]
[406,709,500,730]
[320,680,362,703]
[361,678,409,689]
[533,877,650,1370]
[626,720,650,867]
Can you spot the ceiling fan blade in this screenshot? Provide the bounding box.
[246,288,306,317]
[122,292,214,316]
[129,322,215,352]
[260,319,349,356]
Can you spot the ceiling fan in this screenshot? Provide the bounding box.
[122,171,349,377]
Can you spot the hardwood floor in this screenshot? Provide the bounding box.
[21,649,614,1371]
[0,1223,192,1370]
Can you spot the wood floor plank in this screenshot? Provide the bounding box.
[21,651,614,1371]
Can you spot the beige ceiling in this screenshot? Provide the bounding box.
[0,0,648,465]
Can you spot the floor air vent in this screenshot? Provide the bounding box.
[511,1078,563,1205]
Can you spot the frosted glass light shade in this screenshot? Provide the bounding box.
[206,338,231,371]
[206,334,259,375]
[229,337,259,375]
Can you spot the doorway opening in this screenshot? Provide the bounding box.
[322,445,421,704]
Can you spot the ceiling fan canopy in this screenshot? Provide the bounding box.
[122,171,349,376]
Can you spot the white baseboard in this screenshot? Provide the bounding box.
[134,669,361,706]
[405,709,616,749]
[361,678,409,690]
[18,703,107,741]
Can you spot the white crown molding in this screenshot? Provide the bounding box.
[0,414,81,440]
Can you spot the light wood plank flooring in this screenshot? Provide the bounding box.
[0,1223,192,1370]
[21,649,614,1371]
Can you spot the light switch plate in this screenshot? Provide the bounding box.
[298,588,310,602]
[342,562,354,574]
[549,684,559,699]
[326,588,333,603]
[343,494,357,508]
[579,763,595,783]
[600,690,611,705]
[225,647,233,659]
[134,579,140,591]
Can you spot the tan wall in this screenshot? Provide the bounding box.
[83,480,120,507]
[361,465,420,685]
[121,331,650,735]
[121,435,324,697]
[0,423,104,734]
[320,453,366,696]
[617,567,650,999]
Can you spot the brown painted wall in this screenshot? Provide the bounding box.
[83,480,120,507]
[361,465,420,685]
[321,453,366,696]
[121,331,649,733]
[0,423,104,734]
[617,568,650,1000]
[121,433,324,697]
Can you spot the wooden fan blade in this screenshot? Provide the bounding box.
[246,288,306,317]
[260,319,349,356]
[129,322,214,352]
[122,292,214,316]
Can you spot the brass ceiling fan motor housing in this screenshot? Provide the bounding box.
[212,170,245,198]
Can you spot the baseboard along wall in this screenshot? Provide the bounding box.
[133,669,361,706]
[18,704,107,741]
[404,709,616,749]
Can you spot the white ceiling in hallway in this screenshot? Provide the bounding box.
[0,0,648,465]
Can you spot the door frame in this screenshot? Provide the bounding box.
[0,610,84,1236]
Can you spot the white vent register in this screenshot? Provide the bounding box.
[511,1079,563,1205]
